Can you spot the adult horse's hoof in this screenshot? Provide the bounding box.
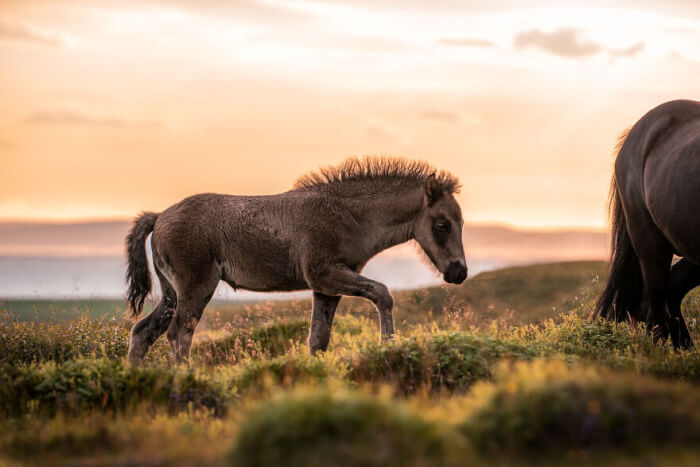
[651,322,670,345]
[677,337,695,351]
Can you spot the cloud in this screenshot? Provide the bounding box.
[366,124,396,143]
[514,28,644,59]
[609,42,645,57]
[290,0,700,17]
[25,110,162,129]
[362,114,406,144]
[438,37,495,48]
[421,110,460,122]
[514,28,601,57]
[420,110,481,126]
[0,18,72,47]
[141,0,315,25]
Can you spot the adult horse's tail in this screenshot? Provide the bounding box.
[125,212,158,319]
[595,133,644,323]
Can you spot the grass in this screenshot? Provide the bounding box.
[0,299,134,322]
[1,261,699,466]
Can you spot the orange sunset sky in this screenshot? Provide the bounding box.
[1,0,699,229]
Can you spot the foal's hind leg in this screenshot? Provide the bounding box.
[167,267,220,364]
[667,258,698,349]
[308,292,341,355]
[128,268,177,366]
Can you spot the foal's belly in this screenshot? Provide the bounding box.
[219,253,308,292]
[222,270,309,292]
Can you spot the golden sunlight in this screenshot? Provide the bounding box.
[1,0,699,229]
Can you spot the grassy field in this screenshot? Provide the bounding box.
[0,299,132,322]
[1,261,699,466]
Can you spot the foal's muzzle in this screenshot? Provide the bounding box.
[444,261,467,284]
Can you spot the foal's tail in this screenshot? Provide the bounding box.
[125,212,158,319]
[595,137,644,323]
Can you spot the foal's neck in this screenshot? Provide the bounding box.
[346,184,423,258]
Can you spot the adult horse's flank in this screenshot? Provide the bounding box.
[126,157,468,364]
[596,99,700,349]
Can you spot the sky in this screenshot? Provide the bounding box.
[1,0,700,229]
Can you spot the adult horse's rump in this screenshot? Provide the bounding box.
[596,99,700,349]
[126,157,468,364]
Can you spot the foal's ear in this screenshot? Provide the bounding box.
[424,173,443,205]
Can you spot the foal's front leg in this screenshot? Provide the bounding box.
[307,266,395,343]
[308,292,341,355]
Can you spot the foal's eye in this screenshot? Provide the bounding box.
[435,220,450,232]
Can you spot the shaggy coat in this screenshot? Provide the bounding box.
[126,157,467,364]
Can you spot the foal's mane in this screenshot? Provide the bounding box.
[293,156,460,194]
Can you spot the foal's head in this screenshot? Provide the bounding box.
[414,175,468,284]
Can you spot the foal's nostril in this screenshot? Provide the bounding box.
[454,267,466,284]
[457,267,467,283]
[445,261,467,284]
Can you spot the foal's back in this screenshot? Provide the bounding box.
[150,191,338,293]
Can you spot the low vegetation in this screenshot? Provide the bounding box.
[1,261,699,466]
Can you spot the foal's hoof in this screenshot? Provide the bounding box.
[127,352,144,367]
[380,333,395,343]
[127,343,146,367]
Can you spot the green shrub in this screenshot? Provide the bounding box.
[0,358,232,418]
[531,314,651,358]
[232,353,332,395]
[505,314,700,381]
[0,316,130,365]
[645,352,700,383]
[0,411,239,464]
[250,320,309,355]
[228,388,447,467]
[332,314,368,336]
[348,332,535,393]
[458,360,700,454]
[194,320,309,365]
[1,414,124,459]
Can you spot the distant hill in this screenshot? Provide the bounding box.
[396,260,607,325]
[464,224,608,263]
[0,221,608,298]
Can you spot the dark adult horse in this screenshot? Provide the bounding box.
[596,99,700,349]
[125,157,468,364]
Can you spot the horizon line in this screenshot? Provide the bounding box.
[0,217,608,233]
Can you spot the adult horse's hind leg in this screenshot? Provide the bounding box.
[633,237,673,343]
[308,292,341,355]
[622,203,674,343]
[167,266,220,365]
[667,258,698,349]
[128,268,177,366]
